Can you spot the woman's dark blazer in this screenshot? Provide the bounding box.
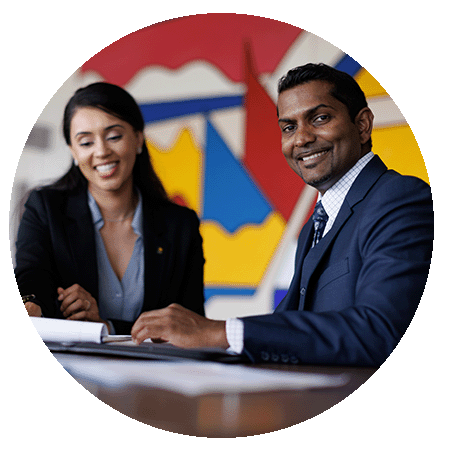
[14,186,205,334]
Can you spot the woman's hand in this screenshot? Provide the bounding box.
[58,284,104,325]
[24,302,42,317]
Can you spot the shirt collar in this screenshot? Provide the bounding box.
[87,189,143,237]
[318,151,374,233]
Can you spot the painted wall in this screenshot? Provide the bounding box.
[11,14,429,320]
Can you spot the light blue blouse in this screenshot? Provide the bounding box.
[87,191,145,331]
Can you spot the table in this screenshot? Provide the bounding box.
[67,354,376,438]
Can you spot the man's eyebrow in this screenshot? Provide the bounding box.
[308,103,334,115]
[278,103,335,124]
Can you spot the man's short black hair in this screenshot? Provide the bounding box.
[277,63,368,122]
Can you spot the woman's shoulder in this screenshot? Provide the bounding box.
[159,200,199,220]
[25,185,86,210]
[145,199,200,228]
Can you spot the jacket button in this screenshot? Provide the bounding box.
[281,354,289,363]
[260,351,270,361]
[271,353,279,362]
[300,287,306,295]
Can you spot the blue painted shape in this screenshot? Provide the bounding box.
[204,287,256,303]
[203,121,272,233]
[273,289,288,309]
[140,95,243,123]
[334,55,362,77]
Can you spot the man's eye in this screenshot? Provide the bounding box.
[282,125,295,133]
[314,114,330,123]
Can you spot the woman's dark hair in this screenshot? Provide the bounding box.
[277,63,368,123]
[52,82,169,205]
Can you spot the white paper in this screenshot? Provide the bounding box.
[31,317,109,343]
[55,353,350,396]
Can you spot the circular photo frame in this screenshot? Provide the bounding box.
[6,9,441,445]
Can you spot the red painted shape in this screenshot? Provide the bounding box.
[81,14,302,85]
[242,44,306,222]
[171,194,188,208]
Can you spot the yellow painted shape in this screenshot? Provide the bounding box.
[201,211,285,286]
[372,125,429,184]
[146,129,202,212]
[355,69,387,98]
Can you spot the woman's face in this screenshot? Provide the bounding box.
[69,107,143,196]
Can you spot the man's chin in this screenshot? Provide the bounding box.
[306,173,333,191]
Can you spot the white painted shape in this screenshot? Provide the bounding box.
[369,96,406,127]
[261,32,345,102]
[126,61,245,102]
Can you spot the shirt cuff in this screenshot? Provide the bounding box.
[225,318,244,354]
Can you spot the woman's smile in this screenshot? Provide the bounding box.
[69,107,143,194]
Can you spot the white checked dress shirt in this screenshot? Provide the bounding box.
[226,152,375,354]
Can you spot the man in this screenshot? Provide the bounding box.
[131,63,433,367]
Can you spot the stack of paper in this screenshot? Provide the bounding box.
[30,317,130,343]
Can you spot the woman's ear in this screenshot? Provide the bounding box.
[68,146,79,165]
[355,107,374,145]
[136,131,144,150]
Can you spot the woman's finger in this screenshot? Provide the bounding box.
[25,302,42,317]
[59,291,81,312]
[62,298,88,317]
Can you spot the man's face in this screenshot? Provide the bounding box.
[277,80,372,194]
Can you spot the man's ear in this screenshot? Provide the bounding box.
[355,107,374,145]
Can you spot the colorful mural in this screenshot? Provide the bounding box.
[21,14,429,319]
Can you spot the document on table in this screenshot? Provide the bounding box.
[30,317,130,344]
[55,353,350,397]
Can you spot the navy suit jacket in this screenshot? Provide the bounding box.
[14,186,205,334]
[241,155,433,366]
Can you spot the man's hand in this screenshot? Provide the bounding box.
[131,303,228,349]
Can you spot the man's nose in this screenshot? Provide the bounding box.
[294,124,316,147]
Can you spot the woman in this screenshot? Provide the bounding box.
[15,82,205,334]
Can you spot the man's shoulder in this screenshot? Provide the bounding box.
[353,154,431,201]
[375,168,431,197]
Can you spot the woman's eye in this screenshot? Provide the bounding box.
[108,134,122,141]
[79,141,93,147]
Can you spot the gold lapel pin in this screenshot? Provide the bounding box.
[157,247,163,254]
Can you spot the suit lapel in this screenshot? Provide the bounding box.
[297,155,388,310]
[142,200,171,312]
[64,189,99,297]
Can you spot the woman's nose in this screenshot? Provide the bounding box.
[94,139,112,157]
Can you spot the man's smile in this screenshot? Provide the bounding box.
[301,149,330,162]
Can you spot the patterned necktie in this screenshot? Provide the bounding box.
[312,201,328,247]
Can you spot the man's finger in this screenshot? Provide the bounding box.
[132,319,167,345]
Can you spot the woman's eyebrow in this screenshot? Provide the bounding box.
[74,124,125,138]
